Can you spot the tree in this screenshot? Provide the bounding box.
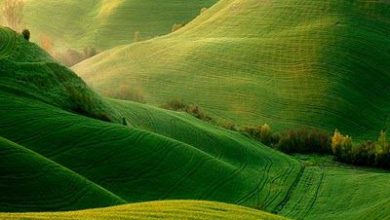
[331,129,353,161]
[378,130,388,152]
[260,123,272,145]
[22,29,30,41]
[1,0,24,31]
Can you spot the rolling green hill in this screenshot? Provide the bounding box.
[0,136,125,211]
[0,200,288,220]
[1,26,390,220]
[8,0,217,51]
[74,0,390,139]
[0,27,301,213]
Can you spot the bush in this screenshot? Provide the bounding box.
[162,100,187,111]
[242,123,274,145]
[52,47,99,67]
[22,29,29,41]
[186,104,212,121]
[332,130,389,169]
[378,130,389,152]
[260,123,272,145]
[162,100,212,121]
[277,128,331,154]
[219,121,238,131]
[331,129,353,157]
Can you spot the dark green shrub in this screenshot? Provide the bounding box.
[332,130,390,169]
[242,123,275,146]
[277,128,331,154]
[162,100,187,111]
[162,100,212,121]
[220,121,238,131]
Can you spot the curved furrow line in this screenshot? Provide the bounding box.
[235,155,273,207]
[300,167,324,219]
[0,28,17,59]
[160,154,213,200]
[279,166,324,219]
[100,141,183,185]
[273,164,305,214]
[197,138,249,201]
[262,158,296,210]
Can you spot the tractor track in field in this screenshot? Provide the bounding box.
[300,167,325,219]
[262,158,297,210]
[273,164,305,214]
[236,155,273,206]
[278,165,325,219]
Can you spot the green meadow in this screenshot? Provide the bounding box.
[74,0,390,139]
[0,0,389,219]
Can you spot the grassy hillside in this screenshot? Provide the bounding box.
[0,136,125,212]
[0,27,302,212]
[0,200,288,220]
[279,157,390,220]
[74,0,390,139]
[1,26,390,220]
[0,26,121,122]
[13,0,217,51]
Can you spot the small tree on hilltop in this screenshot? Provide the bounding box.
[22,29,30,41]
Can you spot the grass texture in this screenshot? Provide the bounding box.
[74,0,390,139]
[0,200,288,220]
[1,24,390,220]
[17,0,217,51]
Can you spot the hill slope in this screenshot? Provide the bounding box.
[0,26,121,122]
[1,27,390,220]
[0,27,301,212]
[12,0,217,51]
[0,136,125,212]
[0,200,288,220]
[74,0,390,139]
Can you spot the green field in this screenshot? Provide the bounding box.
[12,0,216,51]
[1,27,390,219]
[74,0,390,140]
[0,27,300,217]
[0,200,288,220]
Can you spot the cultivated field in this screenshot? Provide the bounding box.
[0,0,389,219]
[74,0,390,139]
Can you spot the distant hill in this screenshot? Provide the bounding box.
[74,0,390,139]
[11,0,217,51]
